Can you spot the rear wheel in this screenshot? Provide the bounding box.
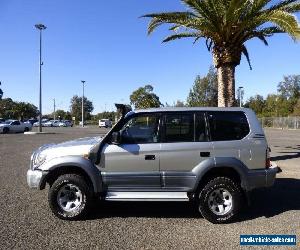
[3,127,9,134]
[196,177,243,224]
[24,127,29,132]
[48,174,93,220]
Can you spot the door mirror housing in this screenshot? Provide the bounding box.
[111,131,121,144]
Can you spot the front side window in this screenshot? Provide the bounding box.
[165,114,194,142]
[11,121,20,125]
[120,114,160,144]
[207,111,250,141]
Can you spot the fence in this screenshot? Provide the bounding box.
[258,117,300,130]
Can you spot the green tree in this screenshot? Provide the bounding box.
[262,94,292,117]
[0,81,3,100]
[130,85,162,109]
[244,95,265,116]
[187,66,217,107]
[174,100,185,107]
[143,0,300,107]
[278,75,300,100]
[12,102,38,121]
[94,111,116,121]
[70,95,94,121]
[55,109,66,120]
[292,98,300,116]
[0,98,15,118]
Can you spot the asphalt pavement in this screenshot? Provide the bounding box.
[0,127,299,249]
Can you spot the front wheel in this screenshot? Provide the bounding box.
[48,174,93,220]
[196,177,243,224]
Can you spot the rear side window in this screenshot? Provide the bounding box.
[165,114,194,142]
[195,112,208,142]
[207,111,249,141]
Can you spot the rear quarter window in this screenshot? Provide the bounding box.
[207,111,249,141]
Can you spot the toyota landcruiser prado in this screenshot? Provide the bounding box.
[27,105,280,223]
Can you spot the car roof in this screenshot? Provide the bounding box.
[134,107,252,113]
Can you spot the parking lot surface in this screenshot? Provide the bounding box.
[0,127,299,249]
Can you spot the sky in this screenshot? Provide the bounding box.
[0,0,300,114]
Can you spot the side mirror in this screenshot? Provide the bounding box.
[111,131,121,145]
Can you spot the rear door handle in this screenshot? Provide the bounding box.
[145,155,156,160]
[200,152,210,157]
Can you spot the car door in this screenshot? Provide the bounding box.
[159,112,213,190]
[10,121,22,132]
[99,113,161,190]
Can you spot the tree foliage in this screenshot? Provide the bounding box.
[70,95,94,121]
[143,0,300,106]
[52,109,72,120]
[187,66,217,107]
[93,111,116,121]
[0,81,3,100]
[246,95,265,115]
[245,74,300,117]
[0,98,38,120]
[130,85,162,109]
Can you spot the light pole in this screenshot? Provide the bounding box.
[81,80,86,127]
[53,98,56,120]
[35,23,47,132]
[237,86,244,107]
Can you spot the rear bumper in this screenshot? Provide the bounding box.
[246,164,281,191]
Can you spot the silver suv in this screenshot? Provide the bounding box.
[27,106,280,223]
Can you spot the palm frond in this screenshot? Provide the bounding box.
[162,32,202,43]
[266,10,300,39]
[268,0,298,12]
[242,45,252,70]
[142,12,196,34]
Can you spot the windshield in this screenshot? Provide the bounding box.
[4,121,12,124]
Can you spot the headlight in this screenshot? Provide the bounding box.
[34,152,47,167]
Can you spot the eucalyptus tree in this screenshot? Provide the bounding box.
[143,0,300,106]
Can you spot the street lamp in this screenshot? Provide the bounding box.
[35,23,47,132]
[237,86,244,107]
[81,80,86,127]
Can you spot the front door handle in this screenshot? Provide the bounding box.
[145,155,156,160]
[200,152,210,157]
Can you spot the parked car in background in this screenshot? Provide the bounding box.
[0,120,32,133]
[79,121,87,126]
[33,119,49,127]
[0,118,5,124]
[99,119,112,128]
[58,120,73,127]
[25,119,38,125]
[43,120,60,127]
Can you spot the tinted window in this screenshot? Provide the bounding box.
[195,112,208,142]
[165,114,194,142]
[120,114,159,144]
[11,121,20,125]
[207,111,249,141]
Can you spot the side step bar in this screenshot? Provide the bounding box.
[105,192,189,201]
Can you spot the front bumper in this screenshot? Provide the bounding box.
[246,164,282,191]
[27,169,47,189]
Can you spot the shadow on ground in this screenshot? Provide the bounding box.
[86,178,300,222]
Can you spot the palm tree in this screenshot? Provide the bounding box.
[142,0,300,107]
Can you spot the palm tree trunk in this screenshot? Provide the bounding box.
[217,65,236,107]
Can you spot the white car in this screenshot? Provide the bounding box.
[99,119,112,128]
[0,120,32,134]
[44,120,60,127]
[58,120,73,127]
[33,119,49,127]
